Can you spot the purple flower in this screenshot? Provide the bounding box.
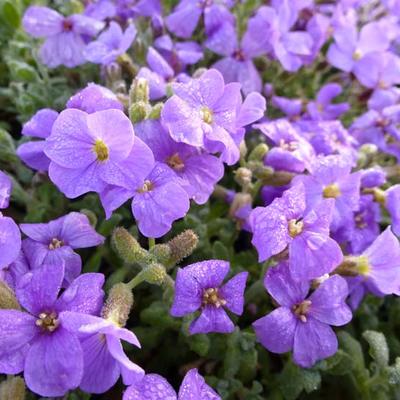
[253,262,352,368]
[0,214,21,270]
[20,212,104,285]
[0,263,104,396]
[250,184,343,280]
[271,95,303,118]
[100,162,189,238]
[44,108,139,198]
[293,155,361,231]
[60,312,144,393]
[354,227,400,295]
[307,83,349,120]
[136,119,224,204]
[22,6,104,68]
[327,21,390,74]
[85,21,137,65]
[0,171,12,209]
[161,69,265,165]
[67,82,124,113]
[386,185,400,236]
[254,119,315,173]
[246,2,313,71]
[170,260,248,334]
[123,368,220,400]
[17,108,58,171]
[84,0,117,21]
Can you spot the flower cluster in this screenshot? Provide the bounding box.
[0,0,400,398]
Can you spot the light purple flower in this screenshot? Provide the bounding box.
[254,119,315,173]
[85,21,137,65]
[23,6,104,68]
[123,368,220,400]
[271,95,302,118]
[293,155,361,231]
[44,108,138,198]
[20,212,104,285]
[0,214,21,270]
[386,185,400,236]
[100,162,189,238]
[136,119,224,204]
[250,184,343,280]
[0,171,12,209]
[253,262,352,368]
[61,312,144,393]
[170,260,248,334]
[0,263,104,396]
[307,83,349,120]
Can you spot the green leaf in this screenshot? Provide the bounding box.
[0,0,20,29]
[188,333,210,357]
[212,240,229,260]
[363,330,389,367]
[9,60,38,82]
[317,350,354,375]
[302,370,321,393]
[386,357,400,385]
[338,331,365,372]
[278,362,304,400]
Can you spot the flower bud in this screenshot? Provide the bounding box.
[229,192,252,218]
[142,263,167,285]
[101,283,133,327]
[253,165,274,181]
[149,102,164,119]
[112,227,151,264]
[150,244,171,265]
[79,209,98,227]
[129,77,149,104]
[0,376,26,400]
[0,281,20,310]
[234,167,252,188]
[129,101,150,123]
[248,143,269,162]
[167,230,199,265]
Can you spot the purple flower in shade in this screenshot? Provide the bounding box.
[0,171,12,209]
[206,16,263,94]
[170,260,248,334]
[352,227,400,295]
[161,69,265,165]
[135,119,224,204]
[154,34,203,74]
[295,120,358,161]
[44,108,141,198]
[100,162,189,238]
[271,95,303,119]
[293,155,361,231]
[20,212,104,285]
[253,262,352,368]
[0,214,21,270]
[17,108,58,172]
[254,119,315,173]
[59,312,144,394]
[166,0,233,39]
[0,263,104,396]
[0,246,32,290]
[326,21,390,75]
[386,185,400,236]
[84,21,137,65]
[245,1,313,72]
[249,184,343,280]
[307,83,349,120]
[22,6,104,68]
[123,368,221,400]
[361,166,387,189]
[333,195,380,254]
[67,82,124,113]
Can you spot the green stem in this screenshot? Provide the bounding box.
[126,272,145,290]
[148,237,156,249]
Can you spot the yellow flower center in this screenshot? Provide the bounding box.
[323,183,341,199]
[202,287,226,308]
[167,153,185,171]
[201,107,213,124]
[48,238,64,250]
[293,300,312,323]
[352,49,362,60]
[93,139,109,162]
[357,255,370,275]
[35,311,59,332]
[288,219,304,238]
[138,180,153,193]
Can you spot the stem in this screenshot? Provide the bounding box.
[126,272,145,290]
[148,238,155,249]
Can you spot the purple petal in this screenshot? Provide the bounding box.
[308,275,352,326]
[293,318,338,368]
[17,141,50,171]
[0,216,21,269]
[178,368,221,400]
[219,271,248,315]
[165,3,202,38]
[189,305,234,334]
[123,374,177,400]
[23,6,63,38]
[0,171,11,209]
[386,185,400,236]
[24,327,83,397]
[253,307,297,353]
[22,108,58,138]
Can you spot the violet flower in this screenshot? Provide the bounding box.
[253,262,352,368]
[170,260,248,334]
[250,184,343,280]
[386,185,400,236]
[0,214,21,271]
[22,6,104,68]
[136,119,224,204]
[100,162,189,238]
[0,263,104,396]
[60,312,144,393]
[20,212,104,285]
[307,83,349,120]
[85,21,137,65]
[0,171,12,209]
[123,368,221,400]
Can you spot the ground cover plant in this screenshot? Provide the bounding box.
[1,0,400,399]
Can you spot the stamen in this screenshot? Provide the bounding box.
[200,107,213,124]
[288,219,304,238]
[352,50,362,61]
[48,238,63,250]
[323,183,341,198]
[167,153,185,171]
[293,300,312,322]
[356,255,370,275]
[202,287,226,308]
[137,180,153,193]
[93,139,109,162]
[36,311,59,332]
